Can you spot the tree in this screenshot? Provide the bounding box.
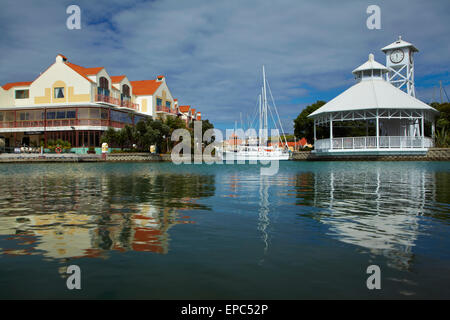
[101,127,118,146]
[430,102,450,147]
[190,119,215,142]
[294,101,326,142]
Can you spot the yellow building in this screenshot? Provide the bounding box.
[0,54,191,153]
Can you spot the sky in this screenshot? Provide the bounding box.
[0,0,449,132]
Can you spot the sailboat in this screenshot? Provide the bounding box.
[220,66,290,161]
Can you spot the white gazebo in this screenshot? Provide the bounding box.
[308,54,439,155]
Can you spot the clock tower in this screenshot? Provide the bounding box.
[381,36,418,97]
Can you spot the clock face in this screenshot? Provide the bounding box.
[390,49,404,64]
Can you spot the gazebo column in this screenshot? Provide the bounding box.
[329,114,333,150]
[376,109,379,149]
[431,119,436,141]
[313,119,316,142]
[421,111,425,148]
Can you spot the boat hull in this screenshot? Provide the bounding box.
[221,151,290,161]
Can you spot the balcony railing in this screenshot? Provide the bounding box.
[95,94,139,111]
[315,136,434,151]
[120,99,139,111]
[156,106,178,114]
[0,119,111,129]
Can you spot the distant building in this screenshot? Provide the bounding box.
[178,105,201,126]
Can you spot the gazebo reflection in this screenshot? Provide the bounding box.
[295,166,443,271]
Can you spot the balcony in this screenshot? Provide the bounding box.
[95,94,139,111]
[120,99,139,111]
[156,106,178,115]
[314,136,434,154]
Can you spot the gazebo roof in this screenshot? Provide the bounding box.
[352,54,388,74]
[309,78,439,117]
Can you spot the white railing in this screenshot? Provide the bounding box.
[315,136,434,152]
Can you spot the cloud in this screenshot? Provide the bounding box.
[0,0,449,132]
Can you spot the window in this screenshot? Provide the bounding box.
[54,87,65,98]
[5,112,14,122]
[135,115,146,124]
[0,112,3,122]
[67,111,76,119]
[78,108,90,119]
[19,112,30,121]
[57,111,66,119]
[90,108,100,119]
[15,90,29,99]
[156,98,162,106]
[166,101,171,108]
[99,77,110,96]
[111,110,132,124]
[101,109,109,120]
[46,111,56,119]
[122,84,130,97]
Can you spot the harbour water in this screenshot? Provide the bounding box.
[0,161,449,299]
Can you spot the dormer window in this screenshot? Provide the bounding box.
[98,77,110,96]
[54,87,65,98]
[122,84,130,97]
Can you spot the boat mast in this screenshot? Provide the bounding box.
[259,92,262,146]
[262,65,268,146]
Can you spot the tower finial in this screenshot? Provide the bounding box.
[369,53,374,61]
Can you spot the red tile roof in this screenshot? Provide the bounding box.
[130,80,162,95]
[110,75,126,83]
[268,139,309,147]
[2,81,32,90]
[65,62,98,83]
[179,105,190,113]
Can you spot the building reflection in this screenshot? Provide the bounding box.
[295,167,448,271]
[0,172,215,260]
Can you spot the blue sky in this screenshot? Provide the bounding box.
[0,0,449,132]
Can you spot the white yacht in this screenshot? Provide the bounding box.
[220,66,290,161]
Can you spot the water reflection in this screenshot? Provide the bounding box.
[0,170,215,260]
[295,166,450,271]
[257,175,271,264]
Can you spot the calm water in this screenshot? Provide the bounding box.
[0,161,449,299]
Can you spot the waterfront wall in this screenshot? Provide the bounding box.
[1,149,449,163]
[291,148,450,161]
[0,153,219,163]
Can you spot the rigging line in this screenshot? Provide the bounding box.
[443,84,450,102]
[248,95,260,133]
[266,80,289,147]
